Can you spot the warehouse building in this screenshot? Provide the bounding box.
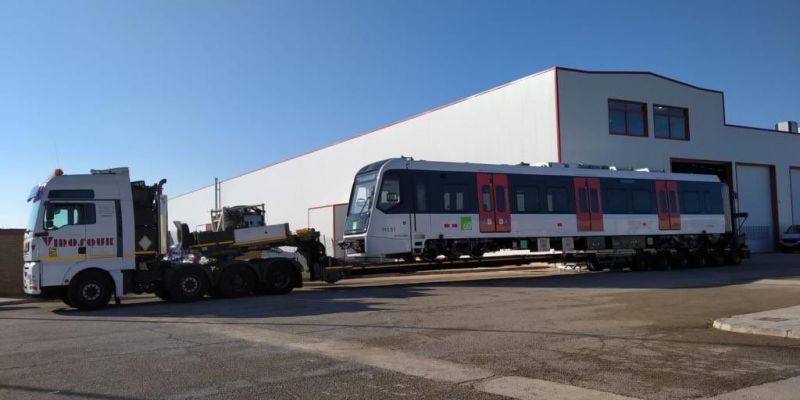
[169,67,800,254]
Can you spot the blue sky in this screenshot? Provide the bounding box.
[1,0,798,228]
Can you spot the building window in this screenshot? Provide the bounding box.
[654,105,689,140]
[608,99,647,137]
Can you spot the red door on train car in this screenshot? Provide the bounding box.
[476,173,511,233]
[493,174,511,233]
[655,180,681,230]
[574,177,604,231]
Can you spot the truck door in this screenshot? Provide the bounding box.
[656,181,681,230]
[85,201,121,262]
[41,202,87,263]
[476,173,511,233]
[574,177,604,231]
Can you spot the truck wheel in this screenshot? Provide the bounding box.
[67,270,113,310]
[263,263,295,295]
[169,267,208,302]
[218,265,256,298]
[59,288,73,307]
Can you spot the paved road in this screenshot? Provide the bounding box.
[2,254,800,399]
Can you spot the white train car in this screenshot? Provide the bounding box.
[341,158,749,269]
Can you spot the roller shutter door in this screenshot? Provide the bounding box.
[736,165,774,252]
[791,168,800,225]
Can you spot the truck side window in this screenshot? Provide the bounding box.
[44,203,96,230]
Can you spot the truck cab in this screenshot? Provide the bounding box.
[23,168,166,308]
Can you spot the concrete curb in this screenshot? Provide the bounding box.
[713,306,800,340]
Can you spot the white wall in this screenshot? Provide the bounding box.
[169,69,559,242]
[557,69,799,236]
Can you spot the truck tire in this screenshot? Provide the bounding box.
[263,263,295,295]
[218,265,256,298]
[59,288,73,307]
[169,267,208,302]
[67,270,113,310]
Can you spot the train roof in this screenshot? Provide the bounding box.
[370,158,721,183]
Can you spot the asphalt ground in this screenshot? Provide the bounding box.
[2,253,800,399]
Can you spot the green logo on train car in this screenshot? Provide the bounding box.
[460,216,472,231]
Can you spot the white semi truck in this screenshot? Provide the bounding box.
[22,168,326,310]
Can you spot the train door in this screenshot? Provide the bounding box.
[411,172,430,252]
[476,173,511,233]
[655,180,681,230]
[574,177,604,231]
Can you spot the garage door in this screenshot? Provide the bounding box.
[736,165,774,252]
[791,168,800,225]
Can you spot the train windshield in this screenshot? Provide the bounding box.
[348,173,377,215]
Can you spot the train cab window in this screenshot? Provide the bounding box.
[546,187,568,213]
[514,187,540,213]
[44,203,96,230]
[632,189,652,213]
[495,186,506,212]
[443,185,466,212]
[481,185,493,212]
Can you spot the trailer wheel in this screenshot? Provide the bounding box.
[169,267,208,302]
[263,263,295,295]
[707,252,725,267]
[670,253,688,269]
[218,265,256,298]
[67,270,113,310]
[653,254,670,270]
[688,253,707,268]
[725,251,742,266]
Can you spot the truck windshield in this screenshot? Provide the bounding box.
[27,201,40,233]
[348,173,376,215]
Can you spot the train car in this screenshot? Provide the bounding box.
[341,157,749,269]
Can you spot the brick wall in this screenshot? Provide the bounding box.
[0,229,24,296]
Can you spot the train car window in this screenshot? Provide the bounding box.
[669,191,678,213]
[377,178,401,211]
[632,189,652,213]
[682,190,701,214]
[546,187,568,213]
[590,188,600,211]
[659,191,668,212]
[415,180,428,212]
[496,186,506,212]
[578,188,588,212]
[513,186,540,213]
[481,185,493,212]
[605,188,628,213]
[443,184,467,212]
